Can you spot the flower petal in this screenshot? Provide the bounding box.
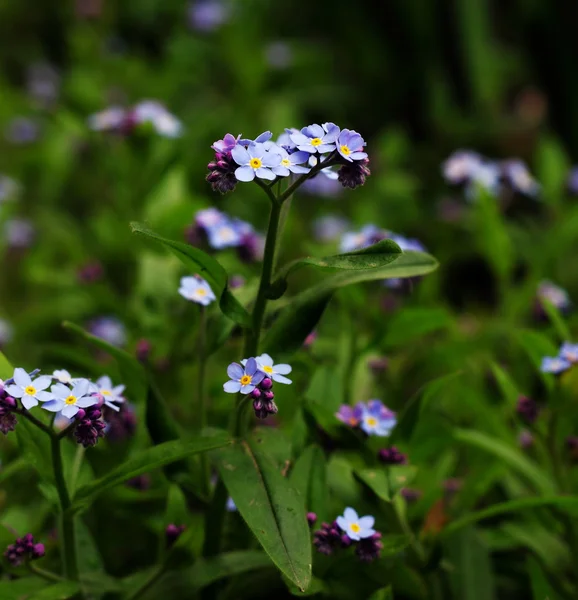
[41,399,63,412]
[255,167,276,181]
[245,358,258,376]
[273,363,291,374]
[97,375,113,389]
[358,515,375,529]
[252,371,265,385]
[235,166,256,182]
[343,507,358,522]
[5,384,24,398]
[350,151,368,160]
[13,368,31,387]
[289,151,310,164]
[272,165,291,177]
[258,354,273,367]
[261,152,282,167]
[36,391,54,402]
[227,363,244,380]
[51,383,71,399]
[77,396,98,408]
[33,376,52,391]
[112,384,126,396]
[271,374,292,384]
[61,404,79,418]
[21,396,39,410]
[223,380,242,393]
[336,516,348,532]
[307,124,324,138]
[72,379,89,398]
[231,145,250,166]
[240,384,256,394]
[105,401,120,411]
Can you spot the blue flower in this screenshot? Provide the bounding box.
[223,358,265,394]
[254,354,292,384]
[501,159,539,197]
[389,234,426,253]
[5,368,52,410]
[269,147,310,177]
[313,215,349,242]
[339,225,386,252]
[205,220,243,249]
[336,507,375,541]
[231,143,281,182]
[560,342,578,364]
[336,129,367,162]
[179,275,216,306]
[541,356,571,374]
[537,280,571,312]
[42,379,96,419]
[195,208,227,229]
[360,400,397,437]
[133,100,183,138]
[290,123,340,154]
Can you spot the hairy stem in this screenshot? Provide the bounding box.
[51,436,79,581]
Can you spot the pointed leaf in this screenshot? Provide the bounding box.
[212,439,312,591]
[72,433,231,510]
[290,445,328,521]
[130,222,251,326]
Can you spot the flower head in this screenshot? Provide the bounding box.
[268,146,310,177]
[340,224,386,253]
[223,358,265,394]
[335,403,363,427]
[541,356,571,374]
[5,368,52,410]
[74,406,106,447]
[355,532,383,562]
[231,143,281,182]
[211,133,241,153]
[336,507,375,541]
[560,342,578,364]
[179,276,216,306]
[53,369,74,384]
[205,220,244,249]
[290,123,340,154]
[360,400,397,437]
[4,534,44,567]
[245,354,292,384]
[501,159,539,197]
[338,158,370,189]
[93,375,126,411]
[42,380,96,419]
[188,0,230,31]
[442,150,483,185]
[336,129,367,162]
[537,280,571,313]
[378,446,407,465]
[195,208,227,229]
[88,316,126,347]
[133,100,183,138]
[88,106,126,132]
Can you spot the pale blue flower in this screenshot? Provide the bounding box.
[243,353,292,384]
[541,356,571,374]
[42,379,96,418]
[559,342,578,364]
[133,100,183,138]
[179,275,216,306]
[340,225,386,252]
[336,129,367,162]
[336,507,375,541]
[270,147,310,177]
[93,375,126,411]
[5,368,52,410]
[231,142,281,182]
[360,400,397,437]
[205,220,243,249]
[223,358,265,394]
[290,123,340,154]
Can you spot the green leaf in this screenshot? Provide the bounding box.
[290,445,328,521]
[0,350,13,379]
[15,416,53,483]
[63,321,147,405]
[442,496,578,536]
[283,574,326,596]
[249,427,292,469]
[130,222,251,327]
[165,484,189,525]
[527,556,564,600]
[264,250,438,358]
[453,429,556,494]
[275,239,402,282]
[383,307,453,347]
[72,433,231,510]
[489,362,519,408]
[541,298,571,342]
[0,579,46,599]
[355,468,391,502]
[445,526,495,600]
[185,551,273,592]
[28,582,81,600]
[212,439,311,592]
[368,586,393,600]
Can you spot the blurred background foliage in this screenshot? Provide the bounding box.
[2,1,578,599]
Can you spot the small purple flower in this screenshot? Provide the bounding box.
[188,0,229,31]
[516,396,539,424]
[251,354,292,384]
[92,375,125,411]
[306,512,317,526]
[196,208,227,229]
[231,143,281,182]
[501,159,539,197]
[567,166,578,195]
[336,129,367,162]
[226,497,237,511]
[223,358,265,394]
[270,147,310,177]
[5,368,53,410]
[335,404,363,427]
[559,342,578,364]
[378,446,407,465]
[4,218,34,249]
[179,275,216,306]
[313,521,344,555]
[4,534,44,567]
[290,123,340,154]
[166,524,186,547]
[88,106,127,132]
[211,133,241,153]
[540,356,571,374]
[74,406,106,447]
[360,401,397,437]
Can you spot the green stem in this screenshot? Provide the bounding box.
[28,563,66,583]
[69,445,85,496]
[125,565,166,600]
[51,436,79,581]
[17,409,53,436]
[198,306,210,495]
[277,153,339,204]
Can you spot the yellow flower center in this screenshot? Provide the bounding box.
[310,138,322,146]
[250,157,262,169]
[350,523,361,533]
[263,366,273,374]
[340,145,351,155]
[25,386,36,396]
[102,390,111,396]
[281,158,291,167]
[240,375,252,385]
[196,288,207,296]
[366,417,377,427]
[65,395,77,405]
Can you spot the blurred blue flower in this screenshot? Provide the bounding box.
[178,275,216,306]
[223,358,265,394]
[559,342,578,364]
[88,316,126,347]
[133,100,183,138]
[205,219,243,249]
[335,403,363,427]
[231,142,281,182]
[188,0,230,32]
[442,150,483,185]
[360,400,397,437]
[502,159,540,197]
[195,208,227,229]
[336,129,367,162]
[0,319,13,347]
[4,218,34,249]
[540,356,571,374]
[340,224,386,252]
[290,123,340,154]
[5,117,40,144]
[0,176,18,203]
[265,41,293,69]
[336,507,375,541]
[537,280,571,312]
[313,215,349,242]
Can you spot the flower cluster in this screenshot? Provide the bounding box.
[4,533,45,567]
[224,354,292,419]
[88,100,182,138]
[206,124,369,195]
[336,400,397,437]
[313,508,382,562]
[442,150,540,199]
[179,275,216,306]
[187,208,264,261]
[378,446,408,465]
[1,367,125,447]
[541,342,578,374]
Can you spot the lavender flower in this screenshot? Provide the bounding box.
[501,159,540,197]
[205,220,243,249]
[93,375,125,411]
[336,507,375,541]
[335,403,363,427]
[336,129,367,162]
[223,358,265,394]
[559,342,578,363]
[290,123,340,154]
[541,356,571,374]
[231,143,281,182]
[537,280,571,313]
[340,224,387,252]
[5,368,53,410]
[211,133,241,153]
[133,101,183,138]
[188,0,229,31]
[74,406,106,447]
[179,275,216,306]
[4,534,45,567]
[4,218,34,249]
[88,316,126,347]
[42,380,96,418]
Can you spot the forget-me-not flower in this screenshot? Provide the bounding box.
[537,280,571,313]
[42,380,96,418]
[336,129,367,162]
[231,143,281,182]
[290,123,340,154]
[242,354,292,384]
[335,403,364,427]
[269,146,310,177]
[224,358,265,394]
[205,220,244,249]
[541,356,571,374]
[360,400,397,437]
[560,342,578,364]
[179,276,216,306]
[93,375,126,411]
[5,368,53,410]
[336,507,375,541]
[340,225,386,253]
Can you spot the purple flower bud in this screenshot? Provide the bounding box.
[74,406,106,447]
[77,261,103,284]
[519,430,534,449]
[401,487,422,503]
[76,409,86,420]
[263,391,275,401]
[3,396,16,409]
[368,357,389,374]
[340,534,352,548]
[251,388,262,400]
[31,543,45,559]
[259,378,273,391]
[516,395,539,424]
[126,474,152,491]
[337,158,371,189]
[205,151,237,194]
[4,534,44,566]
[303,331,317,349]
[306,512,317,526]
[165,524,186,547]
[355,531,383,562]
[136,338,152,363]
[378,446,408,465]
[313,521,342,555]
